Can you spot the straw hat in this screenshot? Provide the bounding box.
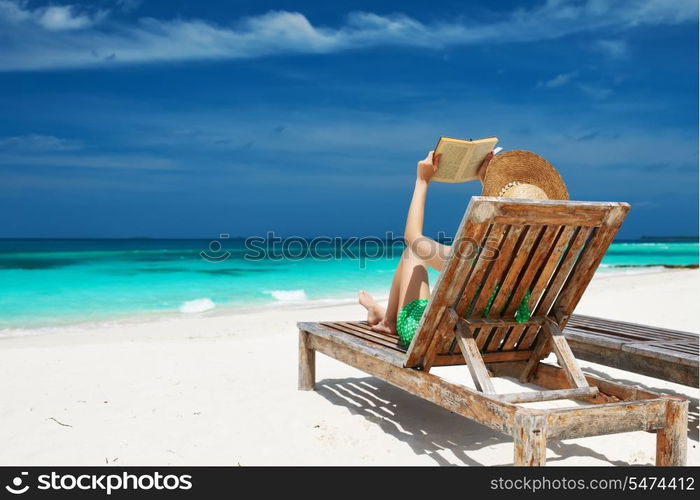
[481,150,569,200]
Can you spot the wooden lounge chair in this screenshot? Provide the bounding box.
[297,197,688,466]
[564,314,699,387]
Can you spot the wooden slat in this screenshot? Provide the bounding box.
[515,226,593,350]
[482,350,534,363]
[481,226,540,317]
[526,226,578,311]
[561,328,627,349]
[550,204,630,326]
[319,322,405,351]
[337,322,404,347]
[440,338,459,356]
[432,350,534,366]
[547,399,667,439]
[454,223,510,317]
[541,319,589,388]
[566,318,691,340]
[569,314,693,338]
[497,386,598,404]
[565,337,699,387]
[463,317,548,328]
[483,197,621,227]
[492,227,576,351]
[564,327,698,361]
[452,309,496,393]
[467,225,525,351]
[519,331,552,383]
[484,225,562,351]
[298,322,405,366]
[569,318,692,340]
[483,325,509,354]
[420,303,461,371]
[476,226,537,349]
[499,225,577,351]
[501,226,561,317]
[473,226,541,349]
[470,225,524,318]
[431,354,467,366]
[620,342,698,365]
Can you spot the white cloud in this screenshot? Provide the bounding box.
[0,0,29,23]
[0,152,176,170]
[537,71,614,98]
[538,71,577,88]
[593,39,628,58]
[577,83,613,99]
[0,0,695,70]
[0,134,82,151]
[115,0,140,13]
[0,1,106,31]
[37,5,104,30]
[0,133,174,170]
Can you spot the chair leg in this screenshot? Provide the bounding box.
[298,330,316,391]
[513,411,547,466]
[656,398,688,466]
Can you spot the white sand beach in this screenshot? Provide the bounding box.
[0,269,698,466]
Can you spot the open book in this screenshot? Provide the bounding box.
[432,136,500,183]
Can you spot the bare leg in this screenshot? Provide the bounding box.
[358,247,431,334]
[357,255,404,329]
[358,290,386,326]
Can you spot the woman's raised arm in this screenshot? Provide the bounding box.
[403,151,450,271]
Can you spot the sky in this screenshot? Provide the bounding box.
[0,0,697,239]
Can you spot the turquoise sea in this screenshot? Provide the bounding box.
[0,238,697,330]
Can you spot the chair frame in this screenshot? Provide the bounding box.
[297,197,688,466]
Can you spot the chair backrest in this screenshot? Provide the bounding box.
[404,196,629,370]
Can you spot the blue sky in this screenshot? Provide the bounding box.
[0,0,697,239]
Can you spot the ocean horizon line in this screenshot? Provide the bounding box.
[0,236,698,242]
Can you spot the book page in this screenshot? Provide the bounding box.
[432,140,469,182]
[432,137,498,183]
[461,138,498,180]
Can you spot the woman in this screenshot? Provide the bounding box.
[358,148,569,348]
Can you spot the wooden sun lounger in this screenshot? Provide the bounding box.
[297,197,688,466]
[564,314,699,387]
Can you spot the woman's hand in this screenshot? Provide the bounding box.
[416,150,441,183]
[476,150,495,184]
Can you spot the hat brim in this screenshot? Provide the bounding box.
[482,150,569,200]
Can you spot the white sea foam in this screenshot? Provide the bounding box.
[179,298,216,313]
[265,289,308,302]
[595,266,667,277]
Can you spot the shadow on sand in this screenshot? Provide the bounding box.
[316,376,630,466]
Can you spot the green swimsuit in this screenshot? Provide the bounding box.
[396,285,532,348]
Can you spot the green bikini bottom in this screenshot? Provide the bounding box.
[396,285,532,348]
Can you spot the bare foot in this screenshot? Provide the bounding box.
[358,290,385,326]
[371,319,396,335]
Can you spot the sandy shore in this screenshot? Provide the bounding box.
[0,269,698,466]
